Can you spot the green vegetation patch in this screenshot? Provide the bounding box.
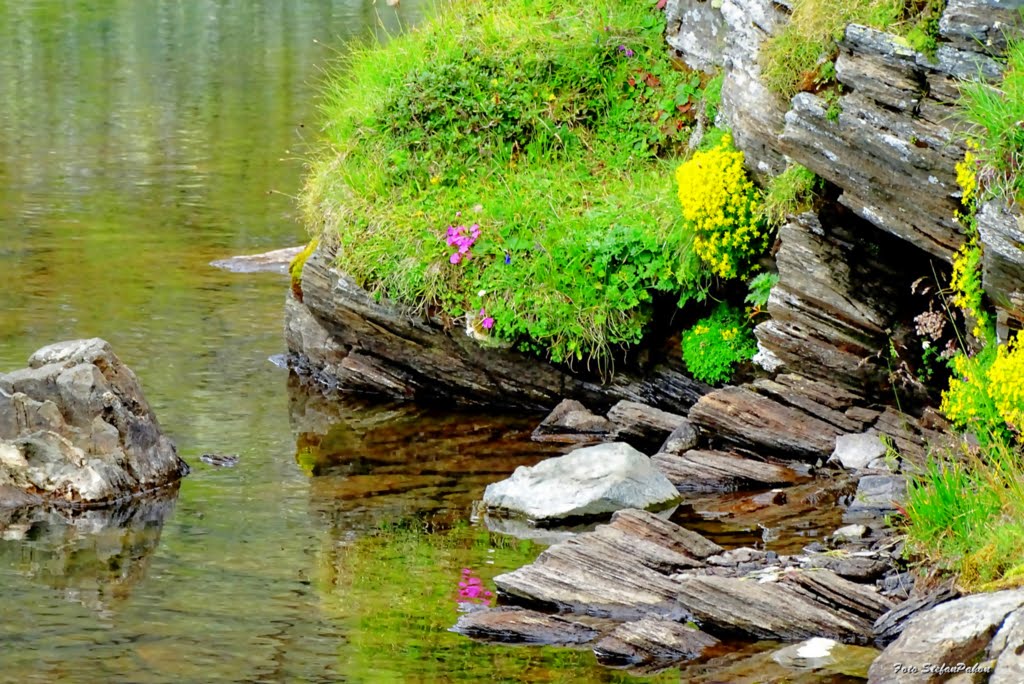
[760,0,946,99]
[303,0,715,366]
[680,303,758,384]
[959,37,1024,204]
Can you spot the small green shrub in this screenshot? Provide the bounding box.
[759,164,822,227]
[702,72,724,122]
[675,133,766,280]
[681,303,758,384]
[303,0,713,367]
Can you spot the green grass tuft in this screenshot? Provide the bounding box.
[760,0,946,99]
[904,433,1024,591]
[759,164,822,227]
[960,36,1024,204]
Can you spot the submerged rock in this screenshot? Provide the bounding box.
[451,606,599,646]
[0,339,188,507]
[482,442,679,523]
[847,474,906,513]
[209,245,304,274]
[531,399,613,444]
[594,617,720,670]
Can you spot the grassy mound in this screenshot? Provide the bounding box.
[301,0,714,366]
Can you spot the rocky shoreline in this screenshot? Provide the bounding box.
[278,0,1024,680]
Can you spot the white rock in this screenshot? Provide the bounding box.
[830,430,888,470]
[482,442,679,522]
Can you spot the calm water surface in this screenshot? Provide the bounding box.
[0,3,856,682]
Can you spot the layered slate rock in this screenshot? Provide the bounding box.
[0,339,188,507]
[285,245,709,412]
[494,509,892,644]
[939,0,1024,56]
[674,569,893,644]
[978,201,1024,329]
[482,442,679,523]
[531,399,613,445]
[594,617,720,669]
[717,0,790,176]
[778,25,1001,261]
[651,449,806,492]
[451,607,599,646]
[753,213,923,395]
[869,590,1024,683]
[606,400,688,454]
[494,509,721,619]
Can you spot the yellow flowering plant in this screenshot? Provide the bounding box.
[988,333,1024,434]
[675,134,766,280]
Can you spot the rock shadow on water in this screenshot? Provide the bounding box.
[0,485,179,615]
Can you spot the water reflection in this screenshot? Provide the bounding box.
[0,487,178,615]
[288,376,565,528]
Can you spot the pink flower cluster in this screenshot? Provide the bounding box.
[446,221,481,264]
[478,308,495,330]
[456,568,494,605]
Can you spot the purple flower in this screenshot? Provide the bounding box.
[450,253,461,264]
[618,44,635,58]
[479,308,495,330]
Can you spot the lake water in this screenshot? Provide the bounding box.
[0,2,858,682]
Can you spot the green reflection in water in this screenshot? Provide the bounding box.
[322,522,679,684]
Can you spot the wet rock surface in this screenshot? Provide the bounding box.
[0,339,188,508]
[594,617,720,670]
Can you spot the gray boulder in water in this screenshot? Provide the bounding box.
[482,442,679,523]
[0,339,188,508]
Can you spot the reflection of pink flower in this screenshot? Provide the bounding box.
[455,568,494,607]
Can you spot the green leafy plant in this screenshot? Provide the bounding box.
[302,0,716,368]
[702,72,724,122]
[745,271,779,310]
[680,303,758,384]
